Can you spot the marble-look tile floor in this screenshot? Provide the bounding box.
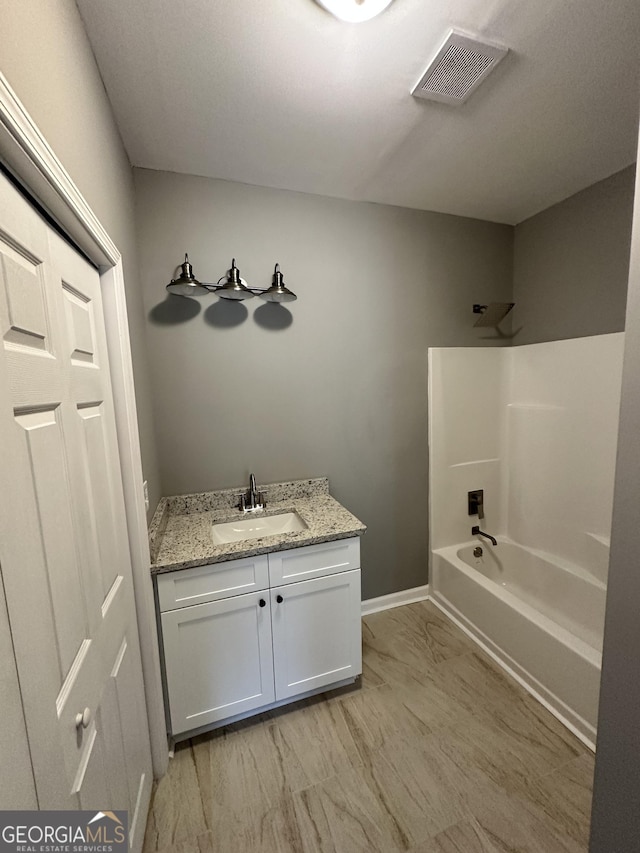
[143,601,594,853]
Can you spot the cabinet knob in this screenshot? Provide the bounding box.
[259,598,266,607]
[276,594,283,604]
[75,707,91,729]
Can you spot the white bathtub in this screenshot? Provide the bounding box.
[431,539,606,748]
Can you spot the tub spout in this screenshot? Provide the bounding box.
[472,526,497,546]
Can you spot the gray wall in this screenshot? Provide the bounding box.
[512,167,635,345]
[1,0,161,518]
[589,131,640,851]
[134,168,513,599]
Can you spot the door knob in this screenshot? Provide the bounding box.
[276,594,283,603]
[259,598,266,607]
[75,707,91,729]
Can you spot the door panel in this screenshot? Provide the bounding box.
[111,635,151,827]
[100,637,143,816]
[76,720,110,810]
[62,281,96,365]
[93,682,128,812]
[1,237,50,352]
[0,172,152,836]
[13,405,87,675]
[162,592,276,734]
[76,402,121,598]
[271,569,362,701]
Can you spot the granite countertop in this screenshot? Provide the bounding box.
[149,477,366,575]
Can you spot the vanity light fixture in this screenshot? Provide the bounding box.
[261,264,297,303]
[314,0,394,23]
[166,256,297,302]
[165,254,209,297]
[473,302,515,327]
[215,258,254,300]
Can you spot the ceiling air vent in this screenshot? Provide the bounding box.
[411,30,508,106]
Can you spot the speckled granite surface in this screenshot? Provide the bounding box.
[149,478,366,574]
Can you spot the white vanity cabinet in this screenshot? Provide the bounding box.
[156,537,361,737]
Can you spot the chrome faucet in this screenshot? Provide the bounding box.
[472,525,497,546]
[239,473,265,512]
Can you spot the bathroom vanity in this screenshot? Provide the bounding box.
[149,478,366,740]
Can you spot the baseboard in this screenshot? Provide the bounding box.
[361,585,430,616]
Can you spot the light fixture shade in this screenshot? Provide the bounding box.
[166,254,209,297]
[260,264,297,303]
[216,259,254,300]
[314,0,394,23]
[473,302,515,327]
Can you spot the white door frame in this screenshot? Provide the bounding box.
[0,72,168,779]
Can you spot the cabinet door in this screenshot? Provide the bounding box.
[271,569,362,701]
[161,592,275,735]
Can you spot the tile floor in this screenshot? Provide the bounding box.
[143,601,594,853]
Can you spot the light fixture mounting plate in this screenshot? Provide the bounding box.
[314,0,394,23]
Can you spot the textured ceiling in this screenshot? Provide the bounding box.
[76,0,640,224]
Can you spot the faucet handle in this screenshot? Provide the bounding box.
[238,493,246,511]
[468,489,484,516]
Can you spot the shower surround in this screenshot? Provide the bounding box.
[428,333,624,746]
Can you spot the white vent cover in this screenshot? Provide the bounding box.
[412,30,508,106]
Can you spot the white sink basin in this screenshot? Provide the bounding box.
[211,512,308,545]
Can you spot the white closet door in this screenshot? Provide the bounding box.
[0,173,152,848]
